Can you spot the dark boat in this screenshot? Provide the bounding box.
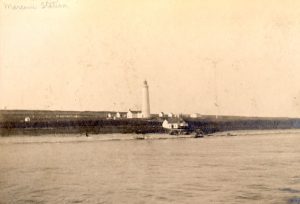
[194,133,204,138]
[194,129,205,138]
[169,130,179,135]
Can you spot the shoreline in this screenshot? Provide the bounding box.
[2,110,300,136]
[1,129,300,145]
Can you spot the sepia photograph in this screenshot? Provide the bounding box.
[1,0,300,203]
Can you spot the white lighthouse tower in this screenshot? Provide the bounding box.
[142,80,151,118]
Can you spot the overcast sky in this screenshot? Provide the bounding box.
[1,0,300,117]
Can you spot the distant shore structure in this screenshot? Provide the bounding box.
[142,80,151,118]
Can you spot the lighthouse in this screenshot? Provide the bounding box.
[142,80,151,118]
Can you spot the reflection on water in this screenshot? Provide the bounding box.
[0,130,300,203]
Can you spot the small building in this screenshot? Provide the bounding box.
[107,113,112,118]
[158,112,165,117]
[127,109,143,119]
[24,116,31,122]
[162,118,189,129]
[107,113,113,119]
[167,113,174,118]
[190,113,202,118]
[116,112,127,119]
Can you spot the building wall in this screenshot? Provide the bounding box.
[162,120,189,129]
[162,120,170,129]
[127,112,142,119]
[127,112,133,118]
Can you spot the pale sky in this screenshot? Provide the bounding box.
[1,0,300,117]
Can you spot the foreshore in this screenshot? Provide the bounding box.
[1,129,300,145]
[0,133,194,144]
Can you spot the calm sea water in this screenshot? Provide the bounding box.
[0,130,300,204]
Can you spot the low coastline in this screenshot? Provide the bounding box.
[1,110,300,136]
[1,117,300,136]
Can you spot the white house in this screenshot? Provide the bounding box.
[107,113,113,119]
[190,113,202,118]
[167,113,175,118]
[116,112,127,119]
[162,118,189,129]
[158,112,165,117]
[24,116,31,122]
[127,109,143,119]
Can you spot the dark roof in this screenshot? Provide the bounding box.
[128,110,142,114]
